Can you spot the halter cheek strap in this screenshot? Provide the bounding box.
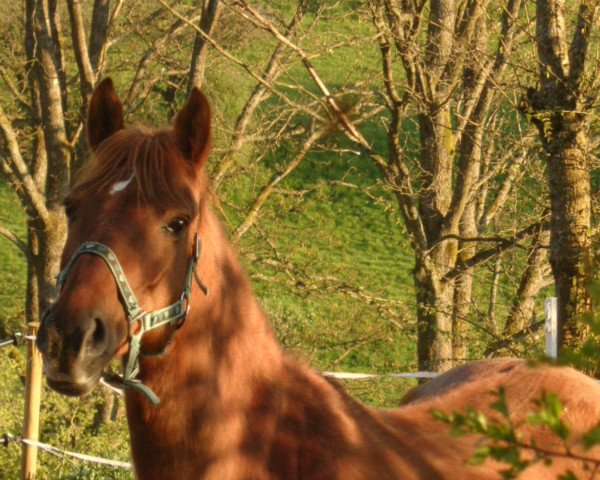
[56,235,208,405]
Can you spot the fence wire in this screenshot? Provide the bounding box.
[2,433,131,469]
[0,333,35,348]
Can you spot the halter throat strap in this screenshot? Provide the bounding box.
[56,235,208,405]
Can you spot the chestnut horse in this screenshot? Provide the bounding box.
[37,79,600,479]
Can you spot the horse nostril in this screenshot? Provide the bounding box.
[87,317,107,355]
[36,308,54,353]
[36,328,47,353]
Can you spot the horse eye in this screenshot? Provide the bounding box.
[164,217,189,236]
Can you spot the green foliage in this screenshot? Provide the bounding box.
[433,388,531,479]
[433,284,600,479]
[527,392,570,441]
[432,388,577,479]
[582,427,600,451]
[557,280,600,374]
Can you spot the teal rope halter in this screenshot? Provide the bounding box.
[56,235,208,405]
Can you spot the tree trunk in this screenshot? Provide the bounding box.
[89,0,111,72]
[486,255,502,335]
[452,209,476,363]
[503,228,550,335]
[31,0,71,312]
[547,135,592,348]
[187,0,222,93]
[415,0,458,367]
[526,0,596,350]
[415,257,455,372]
[37,213,66,313]
[93,392,115,430]
[25,223,40,324]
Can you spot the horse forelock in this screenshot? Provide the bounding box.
[69,127,208,215]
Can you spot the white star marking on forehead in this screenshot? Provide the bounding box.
[110,175,134,195]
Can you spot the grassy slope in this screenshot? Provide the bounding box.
[0,181,26,333]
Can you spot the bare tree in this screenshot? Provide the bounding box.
[201,0,558,372]
[366,0,535,371]
[0,0,113,319]
[523,0,599,350]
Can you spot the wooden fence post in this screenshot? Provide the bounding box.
[20,322,42,480]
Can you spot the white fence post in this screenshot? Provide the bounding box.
[545,297,558,358]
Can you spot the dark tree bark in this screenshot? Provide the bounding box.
[524,0,598,349]
[187,0,222,93]
[89,0,112,72]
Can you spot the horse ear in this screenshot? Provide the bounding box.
[173,88,211,168]
[87,78,124,151]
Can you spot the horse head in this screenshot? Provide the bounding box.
[37,79,211,398]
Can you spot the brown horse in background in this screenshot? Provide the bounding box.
[36,78,600,479]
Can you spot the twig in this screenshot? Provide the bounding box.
[0,226,31,260]
[157,0,325,124]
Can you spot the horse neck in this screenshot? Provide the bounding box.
[125,206,284,464]
[181,205,285,388]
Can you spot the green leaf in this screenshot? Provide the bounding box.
[468,446,491,466]
[558,471,578,480]
[582,425,600,449]
[491,387,509,418]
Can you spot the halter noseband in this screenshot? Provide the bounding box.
[56,235,208,405]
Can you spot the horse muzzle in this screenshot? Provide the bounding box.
[45,374,100,397]
[37,306,115,397]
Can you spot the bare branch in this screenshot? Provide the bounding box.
[371,4,428,253]
[443,221,548,282]
[0,105,49,221]
[483,320,545,357]
[535,0,569,81]
[33,0,71,206]
[89,0,115,73]
[568,0,598,85]
[124,14,200,109]
[478,152,526,229]
[67,0,96,102]
[229,0,370,147]
[247,255,408,318]
[503,229,552,335]
[212,0,309,188]
[157,0,325,124]
[231,127,322,242]
[0,225,32,260]
[0,67,33,114]
[48,0,68,114]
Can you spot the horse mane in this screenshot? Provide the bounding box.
[68,127,206,214]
